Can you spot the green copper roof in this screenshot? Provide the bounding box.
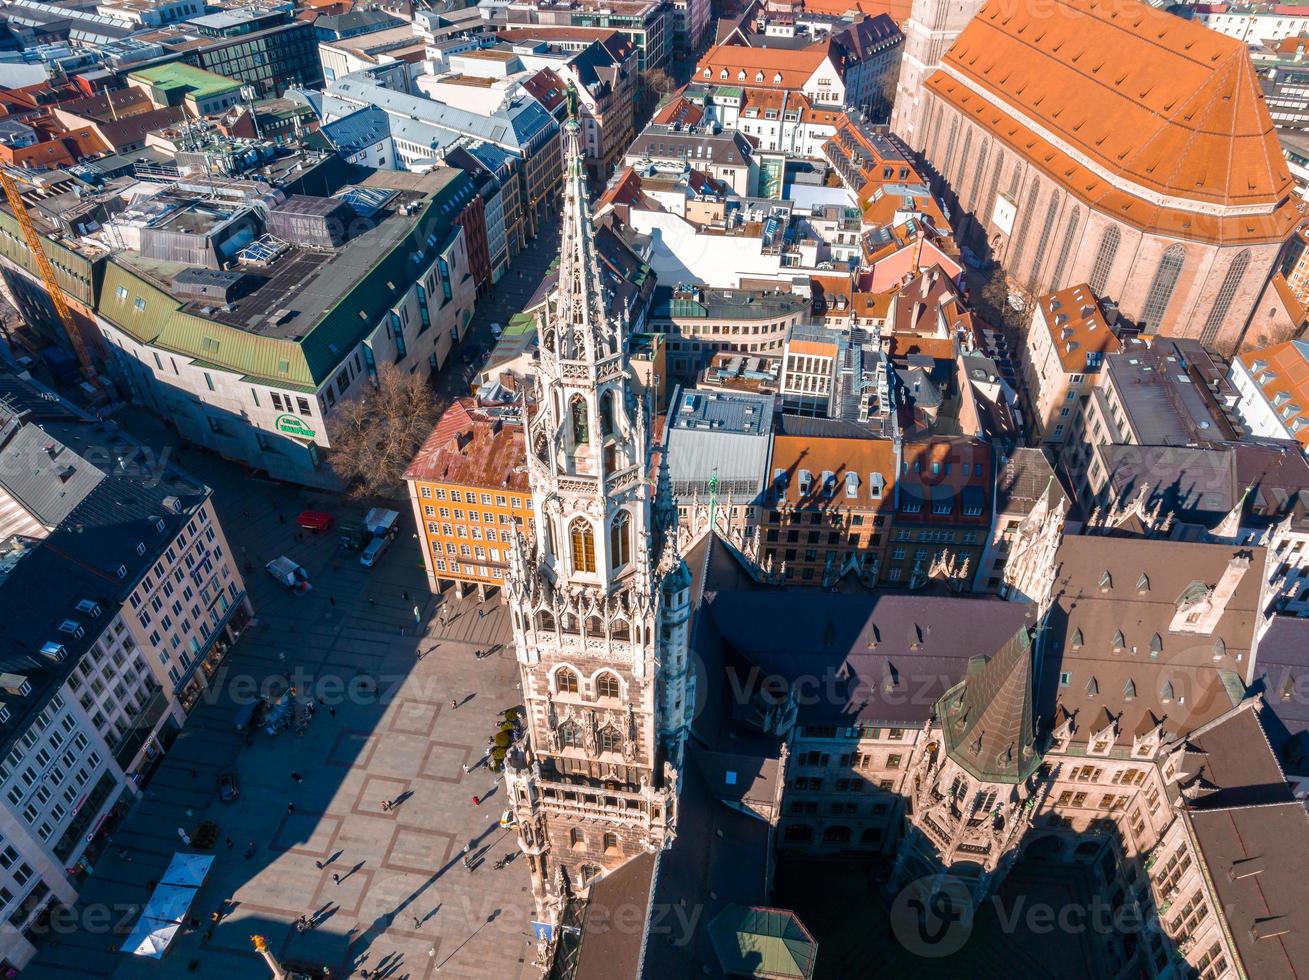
[99,172,474,389]
[128,62,241,100]
[708,905,818,980]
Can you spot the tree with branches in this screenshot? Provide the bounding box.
[327,365,439,500]
[637,68,678,121]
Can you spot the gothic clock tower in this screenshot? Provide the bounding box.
[502,111,694,927]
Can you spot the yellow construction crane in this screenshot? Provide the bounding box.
[0,168,99,386]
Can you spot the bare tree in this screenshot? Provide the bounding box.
[637,68,678,121]
[328,365,438,500]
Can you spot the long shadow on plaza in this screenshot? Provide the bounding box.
[22,429,526,980]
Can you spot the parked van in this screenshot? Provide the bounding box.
[360,533,392,568]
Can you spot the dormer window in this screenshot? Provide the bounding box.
[798,469,812,495]
[1136,572,1149,594]
[1099,570,1112,591]
[1112,630,1125,651]
[845,472,859,498]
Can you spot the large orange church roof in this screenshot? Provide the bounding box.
[935,0,1293,215]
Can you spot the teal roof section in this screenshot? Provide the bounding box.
[708,905,818,980]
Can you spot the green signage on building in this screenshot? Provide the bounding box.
[275,414,315,439]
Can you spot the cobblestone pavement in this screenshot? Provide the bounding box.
[27,411,537,980]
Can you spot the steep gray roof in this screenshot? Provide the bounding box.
[938,627,1040,784]
[325,77,557,153]
[0,402,104,530]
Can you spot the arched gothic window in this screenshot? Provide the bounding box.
[610,511,630,569]
[570,518,596,573]
[598,726,621,754]
[1050,207,1081,289]
[556,667,579,693]
[1141,244,1186,331]
[599,389,615,436]
[1089,226,1120,295]
[559,722,581,747]
[1199,249,1250,346]
[596,672,621,699]
[569,395,589,445]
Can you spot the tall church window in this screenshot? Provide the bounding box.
[941,116,959,184]
[569,395,589,445]
[953,129,972,191]
[969,139,989,206]
[556,667,579,693]
[1008,176,1041,274]
[1199,249,1250,346]
[1029,195,1060,286]
[570,518,596,573]
[1140,245,1186,332]
[1050,207,1081,289]
[599,389,615,436]
[610,512,630,569]
[598,727,621,754]
[1089,226,1120,295]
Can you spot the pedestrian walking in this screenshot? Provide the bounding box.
[287,802,295,814]
[332,872,340,884]
[329,706,336,717]
[414,915,421,928]
[315,860,323,870]
[278,651,286,662]
[472,794,480,806]
[461,763,470,774]
[225,837,233,849]
[329,596,335,606]
[402,590,410,601]
[381,800,391,812]
[291,771,303,782]
[450,698,458,709]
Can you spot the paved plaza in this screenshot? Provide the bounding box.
[27,415,538,980]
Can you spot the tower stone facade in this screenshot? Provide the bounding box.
[502,112,693,928]
[890,0,984,151]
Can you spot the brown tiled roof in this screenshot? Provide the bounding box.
[928,0,1299,243]
[1176,704,1309,979]
[1040,537,1265,743]
[403,399,528,489]
[769,433,897,509]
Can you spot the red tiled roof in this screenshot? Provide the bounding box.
[935,0,1294,223]
[695,41,835,90]
[1239,339,1309,449]
[1038,283,1121,373]
[404,399,530,489]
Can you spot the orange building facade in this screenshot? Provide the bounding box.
[404,400,534,596]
